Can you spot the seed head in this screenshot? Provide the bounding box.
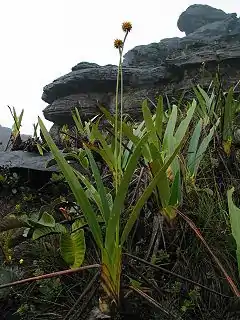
[114,39,123,49]
[122,21,132,32]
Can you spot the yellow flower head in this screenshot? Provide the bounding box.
[122,21,132,32]
[114,39,123,49]
[19,258,24,264]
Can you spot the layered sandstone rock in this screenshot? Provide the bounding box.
[42,4,240,129]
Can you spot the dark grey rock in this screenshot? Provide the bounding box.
[0,151,58,172]
[0,125,11,151]
[166,44,240,67]
[182,17,240,43]
[42,65,168,104]
[177,4,233,35]
[72,61,100,71]
[123,38,181,67]
[41,4,240,129]
[44,92,111,124]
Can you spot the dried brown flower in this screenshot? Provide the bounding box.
[114,39,123,49]
[122,21,132,32]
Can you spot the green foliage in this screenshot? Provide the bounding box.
[193,84,217,126]
[187,118,219,179]
[227,187,240,274]
[8,106,24,138]
[60,228,86,269]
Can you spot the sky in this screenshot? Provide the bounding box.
[0,0,239,134]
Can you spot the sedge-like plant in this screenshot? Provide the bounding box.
[37,22,183,315]
[99,97,196,220]
[37,21,192,315]
[38,115,182,314]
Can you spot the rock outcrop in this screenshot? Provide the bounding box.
[177,4,235,35]
[0,151,58,172]
[42,4,240,129]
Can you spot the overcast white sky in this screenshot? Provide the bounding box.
[0,0,239,134]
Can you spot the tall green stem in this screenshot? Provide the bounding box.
[114,54,122,192]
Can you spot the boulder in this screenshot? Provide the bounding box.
[122,38,181,67]
[177,4,233,35]
[41,4,240,132]
[42,65,168,105]
[0,151,58,172]
[72,61,100,71]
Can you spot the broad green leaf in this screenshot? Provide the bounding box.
[227,187,240,275]
[39,117,103,249]
[32,223,67,240]
[60,229,86,269]
[72,218,88,231]
[38,212,55,227]
[27,212,55,228]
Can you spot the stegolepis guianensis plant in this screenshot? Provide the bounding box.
[37,22,188,316]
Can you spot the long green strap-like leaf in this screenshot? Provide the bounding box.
[142,100,159,148]
[84,147,110,223]
[223,87,234,141]
[163,105,177,150]
[174,99,196,145]
[194,120,219,176]
[73,169,104,218]
[38,117,103,249]
[121,139,183,245]
[72,107,84,133]
[148,143,170,208]
[227,187,240,275]
[187,119,202,176]
[105,134,149,252]
[91,124,115,167]
[155,96,163,142]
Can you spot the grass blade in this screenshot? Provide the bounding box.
[84,147,110,223]
[38,117,103,249]
[227,187,240,275]
[105,134,149,250]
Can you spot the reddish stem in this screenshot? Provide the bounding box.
[0,264,100,289]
